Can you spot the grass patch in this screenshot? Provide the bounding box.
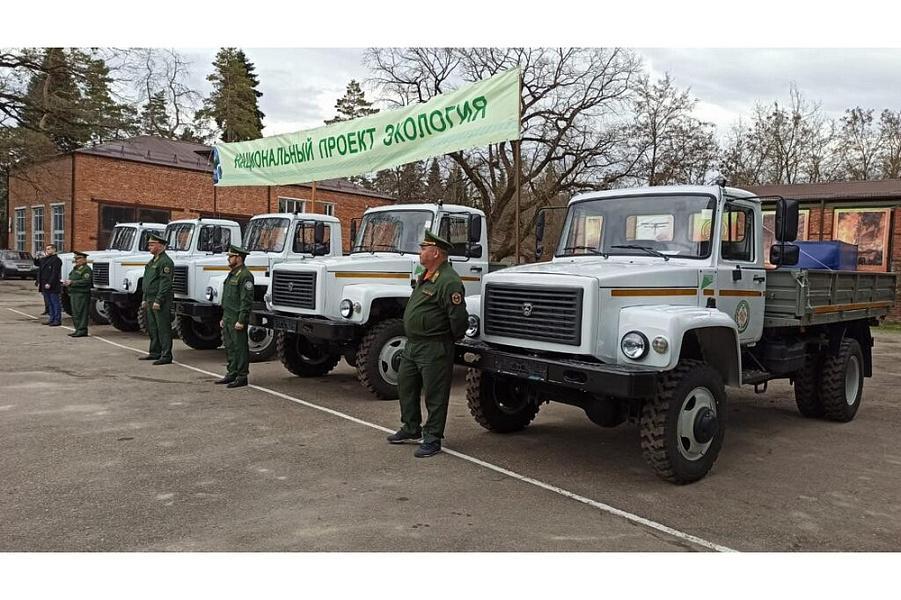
[877,321,901,334]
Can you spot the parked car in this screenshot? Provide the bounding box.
[0,250,39,279]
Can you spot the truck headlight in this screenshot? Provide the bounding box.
[465,314,480,338]
[205,286,217,301]
[652,336,669,354]
[621,331,649,360]
[123,278,130,290]
[340,299,354,318]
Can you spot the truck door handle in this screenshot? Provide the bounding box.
[470,267,483,273]
[753,275,766,283]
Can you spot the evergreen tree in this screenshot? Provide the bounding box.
[197,48,265,142]
[22,48,86,152]
[325,80,378,124]
[140,91,173,137]
[76,51,137,143]
[443,163,469,205]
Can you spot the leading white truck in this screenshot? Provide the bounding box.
[457,184,897,484]
[253,202,489,399]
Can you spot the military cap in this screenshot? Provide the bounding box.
[420,230,453,252]
[147,233,168,245]
[73,250,89,258]
[228,244,250,257]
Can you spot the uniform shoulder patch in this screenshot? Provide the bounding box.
[451,292,463,305]
[244,280,253,291]
[83,272,91,279]
[163,266,171,274]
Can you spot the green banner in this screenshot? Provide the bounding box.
[213,67,521,187]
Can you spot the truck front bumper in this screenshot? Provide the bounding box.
[251,310,358,342]
[455,339,659,399]
[174,300,222,321]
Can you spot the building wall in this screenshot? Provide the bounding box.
[9,153,392,254]
[8,156,72,252]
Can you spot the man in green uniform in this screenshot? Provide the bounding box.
[215,245,254,388]
[139,233,175,365]
[388,231,469,458]
[64,251,92,338]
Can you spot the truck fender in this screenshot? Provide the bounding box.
[617,305,741,386]
[123,268,143,296]
[341,284,413,324]
[207,274,227,306]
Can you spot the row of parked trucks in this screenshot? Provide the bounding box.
[57,184,897,483]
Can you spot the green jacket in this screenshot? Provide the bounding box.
[403,260,469,342]
[67,264,93,295]
[222,265,254,324]
[143,251,174,304]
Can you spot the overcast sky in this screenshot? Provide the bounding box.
[178,48,901,138]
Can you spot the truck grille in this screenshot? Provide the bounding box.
[173,266,189,295]
[272,271,316,309]
[92,262,109,287]
[484,284,583,346]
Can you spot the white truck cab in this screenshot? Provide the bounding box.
[458,184,897,484]
[174,212,342,361]
[91,218,241,332]
[254,202,488,399]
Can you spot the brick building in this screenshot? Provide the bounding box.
[748,180,901,319]
[5,135,394,254]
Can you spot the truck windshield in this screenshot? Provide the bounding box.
[352,210,433,254]
[108,227,137,251]
[166,223,195,251]
[558,194,718,259]
[245,217,289,252]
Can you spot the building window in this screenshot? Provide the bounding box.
[32,206,45,254]
[99,204,170,249]
[320,202,336,217]
[278,197,307,213]
[51,204,65,251]
[14,208,26,251]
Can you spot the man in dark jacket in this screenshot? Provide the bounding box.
[38,244,63,326]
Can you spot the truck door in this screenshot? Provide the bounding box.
[437,212,485,297]
[715,200,765,344]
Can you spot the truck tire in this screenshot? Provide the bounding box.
[176,315,221,350]
[640,360,726,485]
[107,302,140,332]
[793,354,824,418]
[818,338,864,423]
[277,331,340,377]
[248,326,277,363]
[356,318,406,400]
[90,298,111,325]
[466,369,540,433]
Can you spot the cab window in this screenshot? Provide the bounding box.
[721,205,754,262]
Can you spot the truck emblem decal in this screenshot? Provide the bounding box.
[522,302,533,317]
[734,299,751,333]
[287,282,294,292]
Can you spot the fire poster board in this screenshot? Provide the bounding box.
[832,207,892,272]
[213,68,521,187]
[762,209,809,268]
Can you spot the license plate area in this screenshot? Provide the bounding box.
[272,316,297,332]
[495,355,548,380]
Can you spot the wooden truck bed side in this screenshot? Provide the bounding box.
[763,269,897,327]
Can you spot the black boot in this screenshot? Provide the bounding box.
[226,377,248,388]
[215,375,235,385]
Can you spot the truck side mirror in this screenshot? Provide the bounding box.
[468,216,482,243]
[535,210,546,258]
[770,243,800,267]
[314,221,325,245]
[774,198,799,242]
[467,244,483,259]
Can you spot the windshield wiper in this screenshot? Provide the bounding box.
[610,244,670,261]
[561,245,607,257]
[355,243,405,254]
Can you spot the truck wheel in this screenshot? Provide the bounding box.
[277,331,340,377]
[89,298,111,325]
[249,326,277,363]
[175,315,221,350]
[466,369,540,433]
[793,354,824,418]
[107,302,140,332]
[819,338,864,422]
[356,318,406,400]
[0,268,6,280]
[640,360,726,484]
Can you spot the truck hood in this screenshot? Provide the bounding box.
[288,253,419,274]
[486,258,701,288]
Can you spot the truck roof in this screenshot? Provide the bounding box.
[168,217,241,227]
[365,202,486,218]
[249,212,341,224]
[570,185,758,204]
[113,222,167,228]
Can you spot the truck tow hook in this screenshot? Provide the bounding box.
[693,408,718,444]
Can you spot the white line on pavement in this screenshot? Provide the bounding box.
[5,306,737,552]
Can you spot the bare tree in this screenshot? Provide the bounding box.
[879,109,901,179]
[365,47,642,262]
[834,107,884,180]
